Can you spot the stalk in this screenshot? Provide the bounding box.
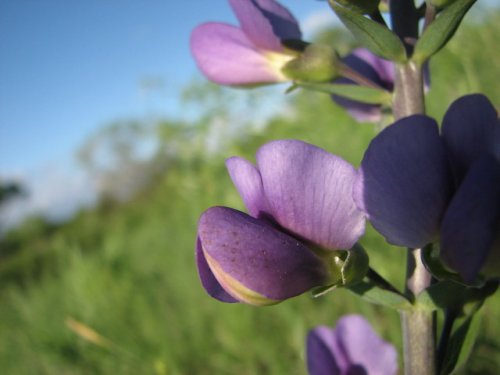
[390,1,436,374]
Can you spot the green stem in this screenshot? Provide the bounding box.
[390,3,436,370]
[367,268,402,296]
[401,248,436,375]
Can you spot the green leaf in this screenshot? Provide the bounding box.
[296,82,392,104]
[347,279,412,310]
[417,280,498,312]
[328,1,407,62]
[413,0,477,64]
[421,245,485,287]
[440,312,481,375]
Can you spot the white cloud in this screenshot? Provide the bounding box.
[0,162,97,232]
[300,9,339,39]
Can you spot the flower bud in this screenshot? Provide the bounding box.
[332,0,381,15]
[282,44,340,83]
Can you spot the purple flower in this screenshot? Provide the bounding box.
[190,0,301,86]
[196,140,366,305]
[307,315,398,375]
[333,48,395,123]
[354,94,500,282]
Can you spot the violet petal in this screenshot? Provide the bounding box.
[440,155,500,283]
[198,206,330,301]
[256,140,365,250]
[355,115,452,248]
[334,315,398,375]
[226,157,270,218]
[307,326,343,375]
[332,48,394,122]
[195,237,239,303]
[190,22,284,85]
[442,94,499,184]
[229,0,301,52]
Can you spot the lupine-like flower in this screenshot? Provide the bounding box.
[196,140,366,305]
[307,314,398,375]
[332,48,395,122]
[190,0,302,86]
[354,94,500,282]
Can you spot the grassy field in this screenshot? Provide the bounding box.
[1,9,500,375]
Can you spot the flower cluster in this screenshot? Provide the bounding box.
[196,140,366,305]
[355,94,500,282]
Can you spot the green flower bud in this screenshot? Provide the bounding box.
[333,0,381,15]
[281,44,340,83]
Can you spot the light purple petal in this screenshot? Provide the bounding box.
[196,237,239,303]
[190,22,284,85]
[226,157,270,218]
[332,49,394,122]
[332,96,384,123]
[229,0,301,52]
[198,206,330,301]
[440,155,500,283]
[355,116,453,248]
[348,48,395,90]
[256,140,365,250]
[442,94,499,184]
[334,315,398,375]
[307,326,343,375]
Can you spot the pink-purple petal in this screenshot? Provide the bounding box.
[334,315,398,375]
[307,326,343,375]
[195,238,239,303]
[190,22,284,85]
[229,0,301,52]
[198,206,330,300]
[226,157,270,218]
[441,94,499,184]
[256,140,365,251]
[355,116,453,248]
[440,155,500,283]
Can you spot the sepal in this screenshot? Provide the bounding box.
[329,0,407,62]
[413,0,477,64]
[282,44,340,83]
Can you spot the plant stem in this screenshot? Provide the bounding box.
[401,248,436,375]
[390,3,435,372]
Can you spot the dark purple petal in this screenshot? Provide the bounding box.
[196,238,239,303]
[256,140,365,250]
[334,315,398,375]
[355,116,453,248]
[226,157,270,218]
[198,206,330,302]
[190,22,285,85]
[229,0,301,52]
[442,94,499,184]
[440,155,500,283]
[307,326,343,375]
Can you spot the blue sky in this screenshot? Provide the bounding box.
[0,1,333,171]
[0,0,335,226]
